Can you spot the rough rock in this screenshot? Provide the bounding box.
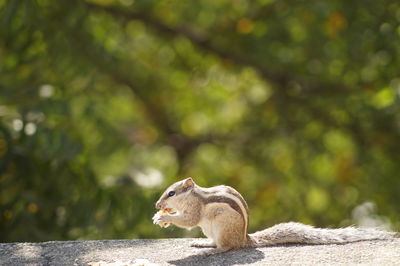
[1,238,400,265]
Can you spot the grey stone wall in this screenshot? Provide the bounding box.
[1,238,399,265]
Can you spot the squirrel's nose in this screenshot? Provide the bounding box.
[155,201,162,209]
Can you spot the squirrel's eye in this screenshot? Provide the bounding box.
[168,191,176,197]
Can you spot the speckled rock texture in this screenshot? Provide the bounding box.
[1,238,399,265]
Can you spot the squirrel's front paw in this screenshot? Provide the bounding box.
[152,212,171,228]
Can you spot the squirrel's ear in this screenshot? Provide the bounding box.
[183,177,194,187]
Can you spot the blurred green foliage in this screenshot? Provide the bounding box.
[1,0,400,242]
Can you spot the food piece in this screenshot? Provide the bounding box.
[152,208,172,228]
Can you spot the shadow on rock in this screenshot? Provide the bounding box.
[168,248,265,266]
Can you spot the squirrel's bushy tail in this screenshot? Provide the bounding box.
[248,222,396,247]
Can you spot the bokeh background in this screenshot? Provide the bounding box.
[1,0,400,242]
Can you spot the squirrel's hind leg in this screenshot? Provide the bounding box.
[190,239,217,248]
[195,246,233,256]
[216,209,247,249]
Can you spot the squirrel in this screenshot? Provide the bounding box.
[152,178,397,254]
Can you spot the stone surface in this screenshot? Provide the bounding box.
[1,238,400,265]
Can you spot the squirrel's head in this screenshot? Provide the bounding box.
[155,177,196,212]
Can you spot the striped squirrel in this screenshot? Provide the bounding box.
[153,178,396,254]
